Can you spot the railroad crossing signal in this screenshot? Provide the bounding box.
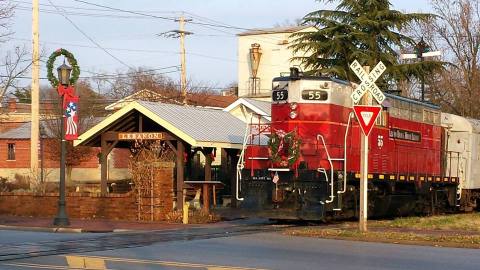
[350,60,386,104]
[353,105,382,136]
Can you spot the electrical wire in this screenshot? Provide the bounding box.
[45,0,133,70]
[12,0,181,15]
[72,0,251,31]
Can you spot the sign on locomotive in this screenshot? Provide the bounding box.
[236,67,479,220]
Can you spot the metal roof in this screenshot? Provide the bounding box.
[76,101,249,149]
[138,101,247,145]
[0,121,55,139]
[223,98,271,118]
[242,98,271,116]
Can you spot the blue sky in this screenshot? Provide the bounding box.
[6,0,432,91]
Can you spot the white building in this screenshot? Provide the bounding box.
[237,26,317,101]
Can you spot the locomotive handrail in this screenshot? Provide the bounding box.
[236,114,256,201]
[317,134,335,203]
[338,112,354,194]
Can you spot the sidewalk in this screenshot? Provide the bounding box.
[0,215,190,233]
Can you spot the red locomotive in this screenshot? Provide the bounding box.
[237,68,479,220]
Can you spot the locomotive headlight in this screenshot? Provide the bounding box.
[289,111,298,119]
[289,102,298,110]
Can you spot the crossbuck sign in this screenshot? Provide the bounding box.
[350,60,386,104]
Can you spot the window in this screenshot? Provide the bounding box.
[7,143,15,160]
[375,110,388,126]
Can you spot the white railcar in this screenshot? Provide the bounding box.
[441,113,480,210]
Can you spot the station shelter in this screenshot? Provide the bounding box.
[75,100,247,212]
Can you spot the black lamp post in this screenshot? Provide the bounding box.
[415,38,430,102]
[53,60,72,226]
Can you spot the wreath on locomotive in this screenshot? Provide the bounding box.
[268,129,301,167]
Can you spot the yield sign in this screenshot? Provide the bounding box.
[353,105,382,136]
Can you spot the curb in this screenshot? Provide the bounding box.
[0,225,112,233]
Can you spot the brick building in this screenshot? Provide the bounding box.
[0,121,130,185]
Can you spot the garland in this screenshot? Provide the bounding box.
[46,48,80,87]
[268,129,301,167]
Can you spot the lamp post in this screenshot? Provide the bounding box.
[400,37,441,101]
[53,61,72,226]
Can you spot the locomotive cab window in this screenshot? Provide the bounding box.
[301,90,328,101]
[375,110,388,127]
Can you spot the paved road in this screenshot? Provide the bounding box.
[0,225,479,270]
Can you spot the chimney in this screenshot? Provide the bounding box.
[8,98,17,112]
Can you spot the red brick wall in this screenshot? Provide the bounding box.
[0,163,175,221]
[0,139,30,168]
[0,139,105,169]
[112,148,130,168]
[0,192,137,220]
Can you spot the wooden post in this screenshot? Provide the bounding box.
[229,149,239,208]
[176,140,185,210]
[100,135,108,196]
[100,132,118,196]
[30,0,40,174]
[203,148,212,213]
[179,15,187,105]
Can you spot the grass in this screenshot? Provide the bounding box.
[285,227,480,248]
[284,213,480,248]
[371,213,480,231]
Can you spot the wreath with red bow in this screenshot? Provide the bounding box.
[46,48,80,88]
[268,129,301,167]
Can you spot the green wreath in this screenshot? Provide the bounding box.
[46,48,80,87]
[268,130,301,166]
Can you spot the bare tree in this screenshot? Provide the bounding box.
[407,0,480,117]
[42,81,108,184]
[94,67,180,101]
[0,45,32,99]
[0,0,14,43]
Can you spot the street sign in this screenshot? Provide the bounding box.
[353,105,382,136]
[350,60,386,104]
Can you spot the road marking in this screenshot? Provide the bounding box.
[64,255,269,270]
[66,255,106,269]
[2,262,72,269]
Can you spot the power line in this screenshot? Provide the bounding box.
[46,0,133,70]
[12,0,181,15]
[72,0,252,31]
[0,69,180,80]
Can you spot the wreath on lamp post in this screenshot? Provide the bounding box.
[268,129,301,167]
[46,48,80,88]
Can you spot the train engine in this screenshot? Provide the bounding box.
[236,68,464,220]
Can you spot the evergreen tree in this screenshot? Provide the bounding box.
[291,0,443,89]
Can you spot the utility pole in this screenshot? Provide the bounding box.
[31,0,40,174]
[158,15,192,105]
[178,15,188,105]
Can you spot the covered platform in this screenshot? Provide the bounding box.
[75,101,247,211]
